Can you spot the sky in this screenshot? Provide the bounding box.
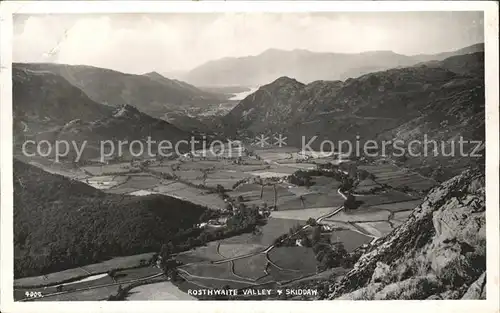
[13,12,484,75]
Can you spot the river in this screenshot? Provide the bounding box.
[228,87,259,100]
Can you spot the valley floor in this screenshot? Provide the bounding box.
[14,146,435,301]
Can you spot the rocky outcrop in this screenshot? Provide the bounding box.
[461,272,486,299]
[328,169,485,300]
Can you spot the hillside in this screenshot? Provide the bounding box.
[222,52,485,180]
[31,104,192,161]
[12,67,113,135]
[420,51,485,77]
[13,63,226,121]
[413,43,484,63]
[183,43,484,86]
[13,159,208,278]
[326,168,485,300]
[13,66,192,161]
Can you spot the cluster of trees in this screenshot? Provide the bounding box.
[273,223,305,247]
[14,157,272,279]
[225,204,264,234]
[13,160,208,278]
[343,194,361,211]
[310,228,350,271]
[288,170,315,187]
[164,202,265,257]
[272,223,351,271]
[288,166,357,189]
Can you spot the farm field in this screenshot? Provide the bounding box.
[179,263,239,282]
[81,163,137,175]
[101,175,160,192]
[221,218,304,247]
[359,164,436,191]
[17,143,437,301]
[270,207,336,221]
[218,243,264,258]
[267,247,316,272]
[393,210,413,221]
[368,199,423,212]
[267,263,306,283]
[15,266,162,301]
[326,208,391,223]
[126,281,196,300]
[232,254,271,281]
[355,221,394,238]
[357,190,419,207]
[152,182,226,209]
[14,252,156,287]
[81,175,129,190]
[175,242,225,264]
[329,230,373,252]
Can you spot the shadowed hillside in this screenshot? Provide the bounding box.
[13,159,208,278]
[222,52,485,180]
[13,63,227,126]
[13,66,192,161]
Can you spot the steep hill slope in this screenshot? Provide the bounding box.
[420,51,485,77]
[223,52,484,179]
[12,67,112,135]
[412,43,484,63]
[31,104,191,161]
[13,63,226,121]
[13,66,191,161]
[183,43,484,86]
[13,159,208,278]
[328,168,485,300]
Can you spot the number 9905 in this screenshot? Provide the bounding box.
[25,291,42,298]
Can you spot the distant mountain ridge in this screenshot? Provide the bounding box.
[13,63,226,122]
[222,52,485,180]
[182,43,484,86]
[12,65,191,161]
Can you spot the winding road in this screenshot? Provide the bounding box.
[18,272,164,302]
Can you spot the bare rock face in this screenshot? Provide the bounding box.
[461,272,486,299]
[371,262,391,283]
[329,169,485,300]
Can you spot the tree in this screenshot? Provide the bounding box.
[312,226,322,244]
[216,184,225,196]
[358,169,370,181]
[273,184,278,207]
[108,268,118,281]
[258,178,264,199]
[344,194,358,210]
[160,243,172,260]
[304,176,312,188]
[306,217,317,226]
[301,234,312,247]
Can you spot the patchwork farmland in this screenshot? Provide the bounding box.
[15,147,430,301]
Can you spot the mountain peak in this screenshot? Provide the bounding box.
[112,104,141,118]
[271,76,303,85]
[260,48,285,55]
[144,71,166,79]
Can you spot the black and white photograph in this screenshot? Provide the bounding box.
[0,1,498,312]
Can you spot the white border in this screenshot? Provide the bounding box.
[0,2,498,313]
